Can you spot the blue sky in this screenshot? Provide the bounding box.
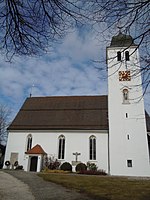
[0,28,149,121]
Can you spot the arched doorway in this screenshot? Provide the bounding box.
[30,156,38,172]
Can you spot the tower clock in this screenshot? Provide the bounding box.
[119,71,131,81]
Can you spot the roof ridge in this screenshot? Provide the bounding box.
[27,95,108,99]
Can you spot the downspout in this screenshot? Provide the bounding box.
[108,128,110,175]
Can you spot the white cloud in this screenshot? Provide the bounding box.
[57,30,101,63]
[0,29,108,119]
[0,28,149,121]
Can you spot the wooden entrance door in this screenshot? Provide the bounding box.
[30,156,38,172]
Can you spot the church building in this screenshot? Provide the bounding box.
[4,33,150,176]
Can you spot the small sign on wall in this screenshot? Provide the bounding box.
[72,161,81,166]
[10,152,18,165]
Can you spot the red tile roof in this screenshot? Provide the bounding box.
[8,96,109,130]
[26,144,47,154]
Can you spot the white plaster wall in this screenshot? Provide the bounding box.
[107,46,150,176]
[4,132,28,169]
[4,130,108,173]
[61,132,108,171]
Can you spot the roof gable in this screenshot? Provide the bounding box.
[26,144,46,154]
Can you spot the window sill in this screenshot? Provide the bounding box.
[122,101,130,104]
[88,160,97,162]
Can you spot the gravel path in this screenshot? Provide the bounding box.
[1,170,95,200]
[0,171,35,200]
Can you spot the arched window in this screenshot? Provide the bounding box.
[117,51,121,61]
[26,134,32,151]
[58,135,65,159]
[125,51,130,61]
[123,89,129,103]
[89,135,96,160]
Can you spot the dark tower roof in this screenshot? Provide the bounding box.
[110,32,137,47]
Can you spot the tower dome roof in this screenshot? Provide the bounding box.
[110,32,136,47]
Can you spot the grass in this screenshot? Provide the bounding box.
[38,173,150,200]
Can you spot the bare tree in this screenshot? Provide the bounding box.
[0,1,149,58]
[0,104,11,144]
[92,1,150,62]
[0,1,149,92]
[93,1,149,37]
[0,0,89,59]
[90,0,150,97]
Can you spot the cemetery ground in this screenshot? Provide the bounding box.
[1,170,150,200]
[38,172,150,200]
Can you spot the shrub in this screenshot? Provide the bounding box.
[48,159,60,170]
[76,163,87,172]
[87,162,98,171]
[15,165,23,170]
[43,155,49,168]
[42,169,69,174]
[43,155,60,170]
[60,162,72,172]
[78,169,107,176]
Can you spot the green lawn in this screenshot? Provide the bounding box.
[38,173,150,200]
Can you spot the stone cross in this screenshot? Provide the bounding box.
[73,152,81,162]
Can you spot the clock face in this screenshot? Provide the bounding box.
[119,71,131,81]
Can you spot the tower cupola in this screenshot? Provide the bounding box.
[110,32,136,47]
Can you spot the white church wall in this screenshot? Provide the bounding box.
[60,131,108,171]
[4,130,109,173]
[31,130,109,172]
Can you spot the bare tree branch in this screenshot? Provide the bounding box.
[0,1,149,93]
[0,104,11,144]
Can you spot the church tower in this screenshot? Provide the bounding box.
[107,32,150,176]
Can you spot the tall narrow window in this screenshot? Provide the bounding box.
[123,89,129,103]
[26,134,32,151]
[89,135,96,160]
[117,51,121,61]
[58,135,65,159]
[125,51,130,61]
